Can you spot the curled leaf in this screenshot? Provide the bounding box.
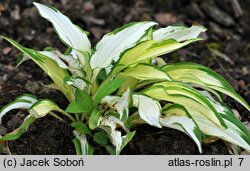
[29,100,63,119]
[98,115,133,154]
[0,94,37,123]
[133,94,162,128]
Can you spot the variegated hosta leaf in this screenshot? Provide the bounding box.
[162,62,250,112]
[101,96,120,107]
[33,2,91,53]
[40,50,85,77]
[98,115,135,154]
[153,25,206,42]
[73,130,90,155]
[123,63,171,81]
[114,89,130,121]
[115,25,204,69]
[160,115,202,153]
[161,104,203,153]
[16,53,30,67]
[2,37,75,102]
[188,108,250,152]
[143,81,226,128]
[39,51,68,69]
[0,94,37,123]
[0,94,38,141]
[198,90,250,145]
[70,48,90,61]
[90,21,156,70]
[165,91,250,152]
[50,50,84,77]
[64,76,87,90]
[101,89,130,120]
[29,100,63,119]
[117,38,201,69]
[132,94,162,128]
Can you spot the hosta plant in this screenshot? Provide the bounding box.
[1,2,250,155]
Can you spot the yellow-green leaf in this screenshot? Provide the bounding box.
[162,62,250,112]
[123,63,171,81]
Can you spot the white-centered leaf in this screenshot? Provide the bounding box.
[143,81,226,128]
[34,2,91,52]
[109,25,206,75]
[73,130,89,155]
[160,115,202,153]
[64,76,87,90]
[153,25,206,42]
[0,94,37,123]
[117,38,201,67]
[90,21,156,70]
[98,115,133,154]
[17,94,38,103]
[29,100,63,118]
[39,51,68,69]
[115,89,130,120]
[133,94,162,128]
[189,109,250,152]
[199,90,250,146]
[101,89,130,120]
[50,50,84,77]
[161,103,202,153]
[162,62,250,112]
[101,96,120,106]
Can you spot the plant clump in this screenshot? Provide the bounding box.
[0,3,250,155]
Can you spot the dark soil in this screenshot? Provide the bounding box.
[0,0,250,155]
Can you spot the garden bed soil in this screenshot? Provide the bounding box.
[1,0,250,154]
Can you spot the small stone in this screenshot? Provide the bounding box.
[238,80,246,88]
[84,16,105,25]
[2,74,8,81]
[60,0,69,5]
[2,47,12,55]
[142,13,152,21]
[11,5,21,20]
[242,67,248,75]
[0,3,6,13]
[83,1,95,12]
[155,13,177,25]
